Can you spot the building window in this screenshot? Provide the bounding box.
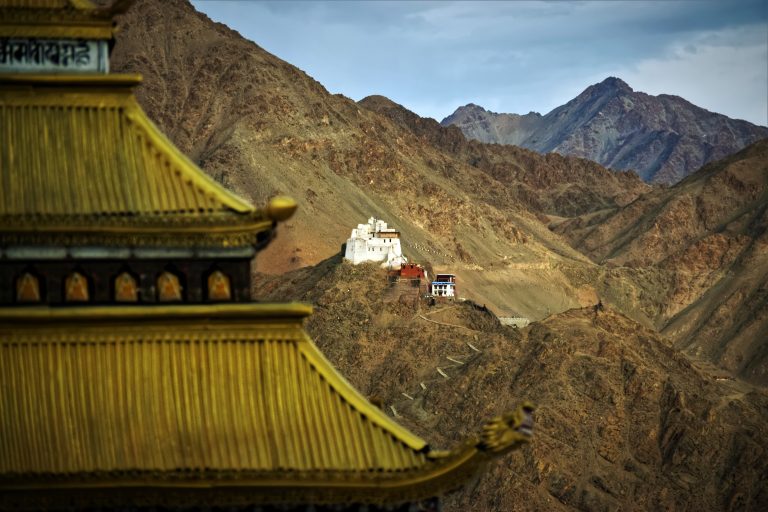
[65,271,90,302]
[114,271,139,302]
[15,272,41,303]
[157,271,183,302]
[206,270,231,301]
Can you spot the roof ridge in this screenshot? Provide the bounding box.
[297,331,429,452]
[0,76,255,217]
[124,96,256,214]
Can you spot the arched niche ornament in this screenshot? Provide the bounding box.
[65,271,90,302]
[207,270,231,301]
[157,271,183,302]
[114,272,138,302]
[16,272,41,303]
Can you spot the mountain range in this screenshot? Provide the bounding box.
[442,77,768,184]
[554,139,768,384]
[254,259,768,511]
[362,94,768,386]
[111,1,768,510]
[111,0,635,321]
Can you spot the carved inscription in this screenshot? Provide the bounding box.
[0,38,108,73]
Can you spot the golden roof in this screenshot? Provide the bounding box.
[0,0,128,40]
[0,74,291,247]
[0,304,534,509]
[0,2,533,508]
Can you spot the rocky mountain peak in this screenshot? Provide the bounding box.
[443,77,768,184]
[598,76,633,93]
[448,102,490,120]
[575,76,634,103]
[357,94,401,110]
[458,102,486,112]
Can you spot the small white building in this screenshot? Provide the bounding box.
[431,274,456,298]
[344,217,408,269]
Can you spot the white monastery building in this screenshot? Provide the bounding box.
[344,217,407,269]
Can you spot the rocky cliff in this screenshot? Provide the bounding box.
[442,77,768,184]
[555,139,768,385]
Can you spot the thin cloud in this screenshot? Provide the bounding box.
[191,0,768,125]
[608,25,768,125]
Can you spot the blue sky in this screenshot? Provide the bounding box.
[191,0,768,126]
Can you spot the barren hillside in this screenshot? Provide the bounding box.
[555,140,768,385]
[255,261,768,511]
[359,94,650,218]
[111,0,653,321]
[112,0,767,384]
[108,1,768,510]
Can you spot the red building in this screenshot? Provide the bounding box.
[400,263,427,279]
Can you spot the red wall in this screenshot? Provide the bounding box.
[400,264,425,279]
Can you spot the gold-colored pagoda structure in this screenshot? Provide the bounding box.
[0,2,534,510]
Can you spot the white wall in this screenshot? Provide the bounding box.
[431,283,455,297]
[343,217,407,268]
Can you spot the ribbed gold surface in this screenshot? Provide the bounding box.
[0,0,72,8]
[0,323,427,475]
[0,80,254,216]
[0,1,117,40]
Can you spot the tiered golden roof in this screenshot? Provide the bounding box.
[0,74,279,248]
[0,76,252,216]
[0,305,533,508]
[0,0,126,40]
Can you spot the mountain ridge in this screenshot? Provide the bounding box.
[442,77,768,184]
[111,0,766,383]
[109,1,768,509]
[554,138,768,385]
[111,0,620,322]
[254,258,768,511]
[358,94,650,218]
